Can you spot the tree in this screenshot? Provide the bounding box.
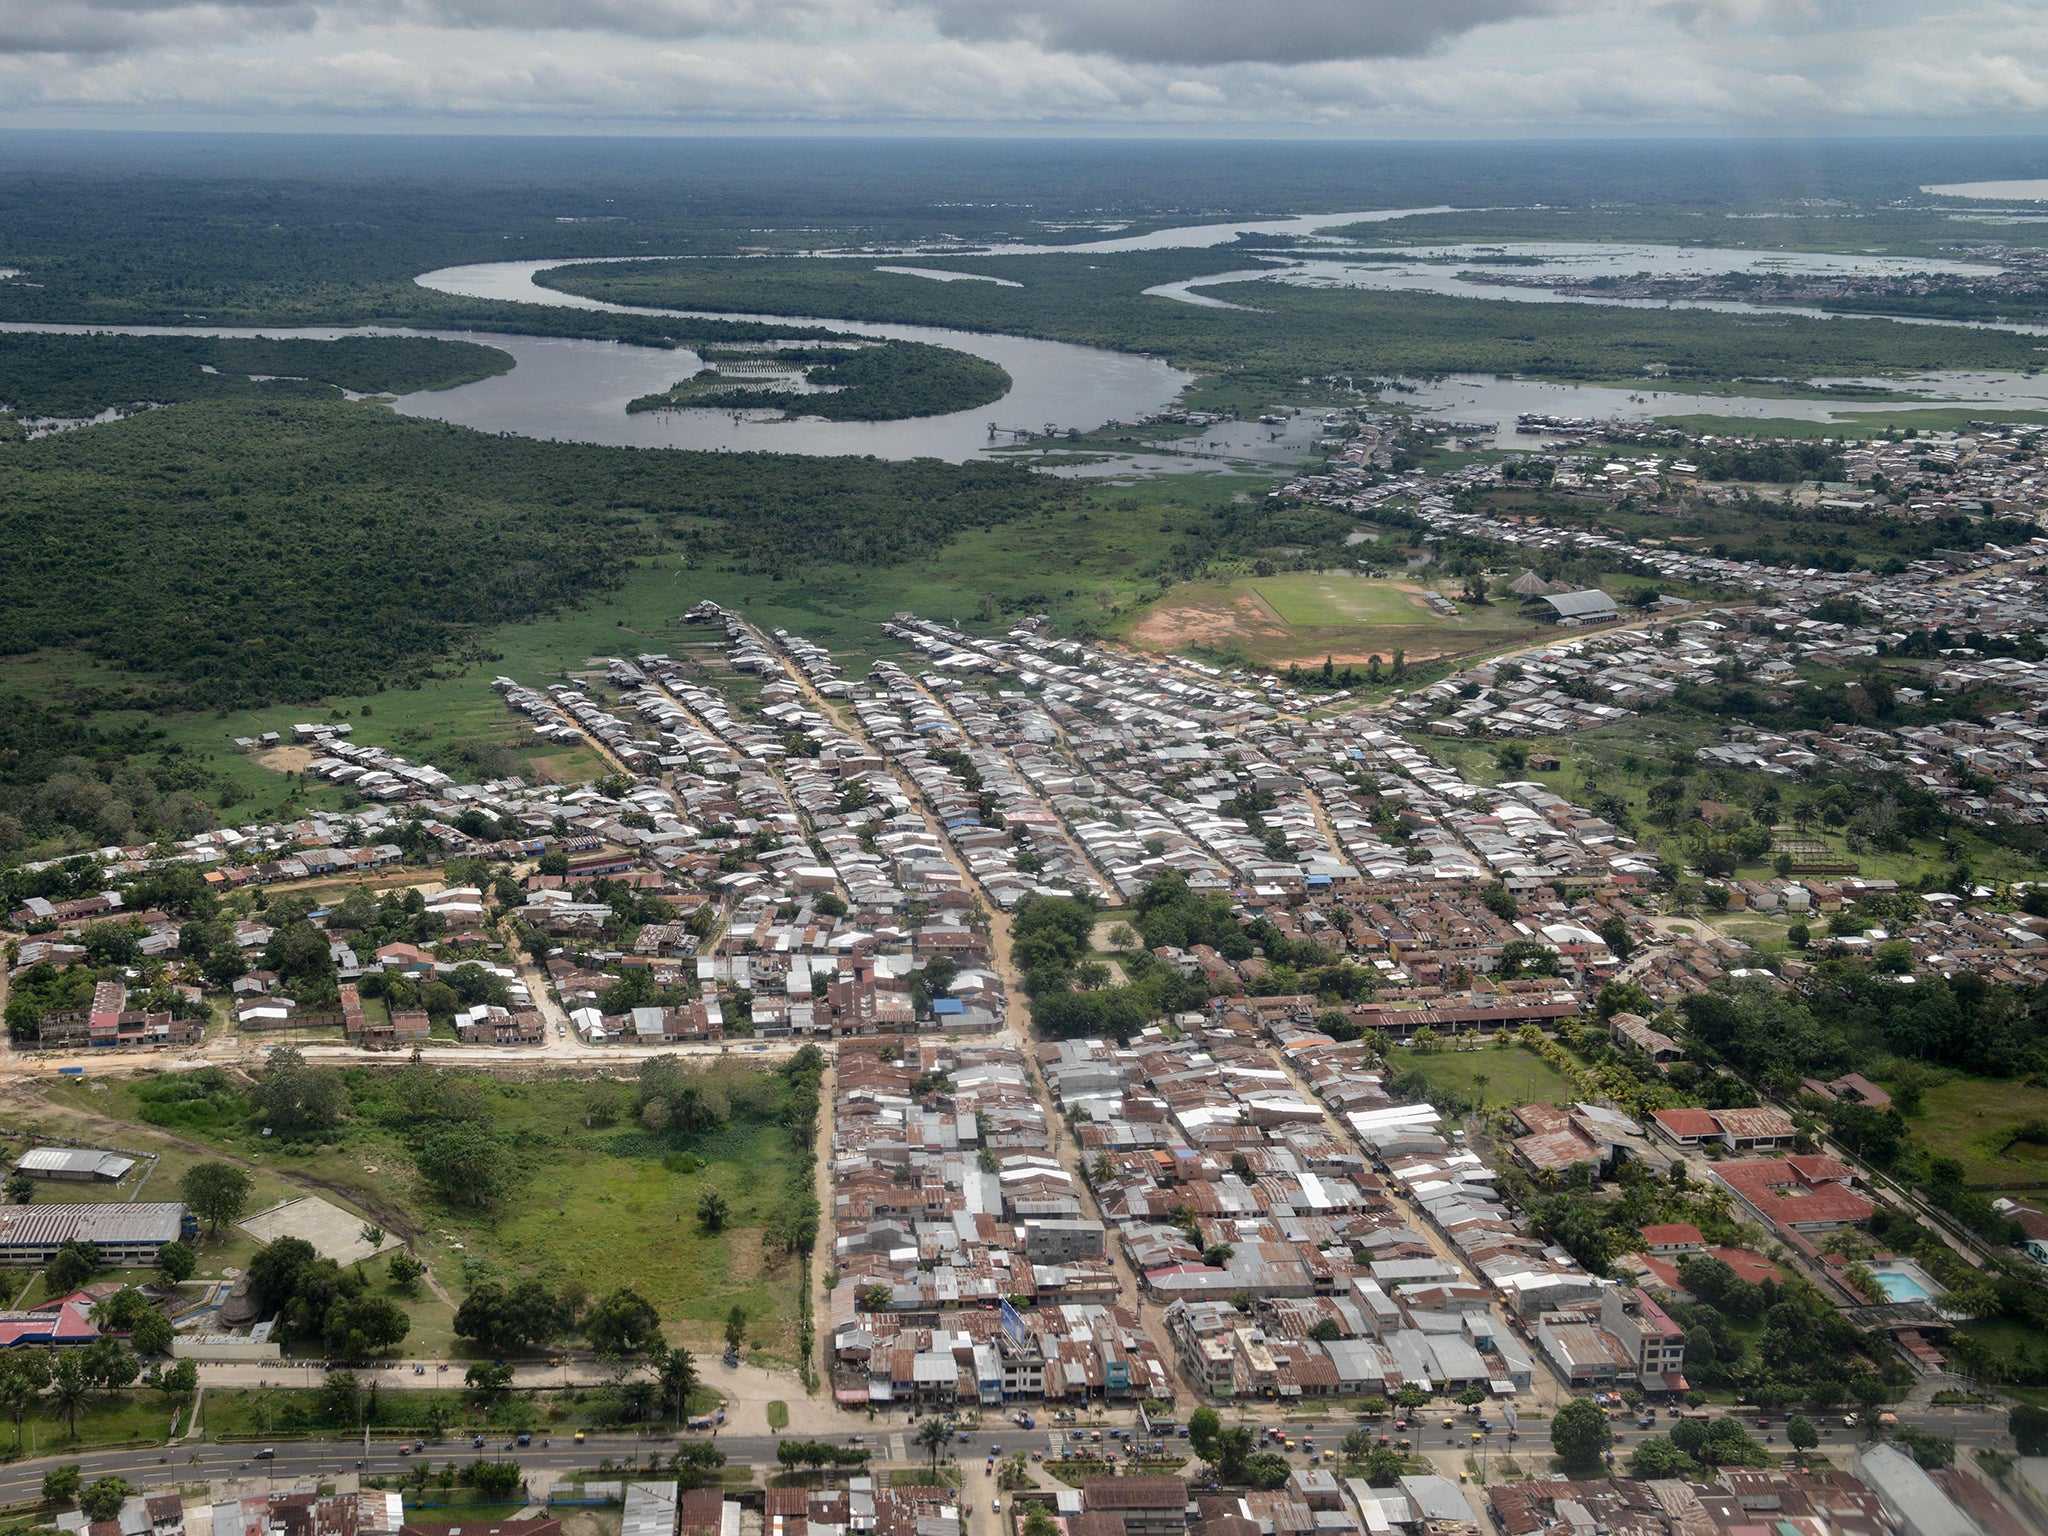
[1188,1407,1222,1466]
[453,1278,570,1354]
[155,1242,195,1285]
[47,1354,88,1436]
[47,1239,99,1293]
[584,1288,662,1355]
[42,1464,81,1507]
[917,1416,954,1470]
[128,1309,174,1357]
[657,1344,698,1425]
[1628,1437,1698,1479]
[1214,1424,1256,1484]
[0,1351,50,1449]
[81,1337,139,1390]
[180,1162,254,1236]
[697,1190,729,1233]
[249,1046,348,1135]
[387,1249,425,1295]
[2013,1403,2048,1457]
[327,1294,410,1357]
[464,1361,514,1403]
[1787,1417,1819,1453]
[79,1476,132,1522]
[359,1222,385,1248]
[1550,1397,1613,1469]
[1359,1446,1406,1487]
[246,1235,318,1314]
[724,1304,747,1353]
[471,1462,522,1499]
[415,1123,511,1211]
[157,1358,199,1401]
[5,1171,31,1204]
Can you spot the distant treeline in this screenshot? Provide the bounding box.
[0,333,513,419]
[628,339,1010,422]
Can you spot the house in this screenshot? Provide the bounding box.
[1802,1072,1894,1112]
[1636,1223,1703,1256]
[1706,1107,1797,1152]
[1608,1013,1683,1068]
[1711,1156,1875,1235]
[1649,1106,1795,1152]
[1081,1478,1188,1536]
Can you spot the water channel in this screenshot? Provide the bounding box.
[12,209,2048,463]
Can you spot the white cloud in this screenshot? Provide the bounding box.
[0,0,2042,130]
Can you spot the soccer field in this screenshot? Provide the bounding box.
[1129,569,1545,667]
[1250,574,1453,627]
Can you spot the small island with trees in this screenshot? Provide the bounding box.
[628,338,1010,422]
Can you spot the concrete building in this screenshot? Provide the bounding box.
[1023,1219,1107,1264]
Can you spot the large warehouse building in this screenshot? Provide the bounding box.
[15,1148,137,1183]
[0,1203,190,1267]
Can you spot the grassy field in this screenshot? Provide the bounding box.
[1126,570,1546,669]
[1390,1043,1580,1109]
[1908,1077,2048,1191]
[23,1068,807,1362]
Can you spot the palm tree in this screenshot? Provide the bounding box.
[697,1191,729,1233]
[916,1416,954,1471]
[48,1356,87,1438]
[1471,1072,1491,1110]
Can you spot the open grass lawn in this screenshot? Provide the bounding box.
[1391,1043,1579,1109]
[32,1070,804,1361]
[1908,1077,2048,1191]
[0,1390,185,1458]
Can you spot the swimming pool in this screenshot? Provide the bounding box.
[1869,1262,1942,1303]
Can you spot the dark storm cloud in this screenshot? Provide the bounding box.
[917,0,1558,65]
[0,0,312,54]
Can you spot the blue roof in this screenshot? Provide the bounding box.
[932,999,967,1015]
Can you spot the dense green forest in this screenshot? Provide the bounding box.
[0,334,511,419]
[543,250,2048,398]
[628,339,1010,421]
[0,395,1070,712]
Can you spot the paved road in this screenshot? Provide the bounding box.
[0,1399,2012,1506]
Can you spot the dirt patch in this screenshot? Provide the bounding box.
[254,746,316,774]
[528,752,595,785]
[1129,593,1288,652]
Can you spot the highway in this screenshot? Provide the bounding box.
[0,1400,2015,1506]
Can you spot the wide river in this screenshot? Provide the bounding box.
[12,207,2048,461]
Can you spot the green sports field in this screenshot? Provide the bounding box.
[1129,569,1546,668]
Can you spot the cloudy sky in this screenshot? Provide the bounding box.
[0,0,2044,133]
